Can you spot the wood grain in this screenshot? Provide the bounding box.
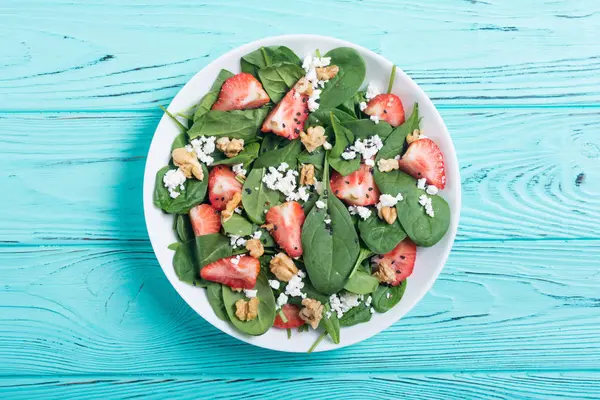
[0,0,599,110]
[2,372,600,399]
[1,240,599,375]
[1,109,599,243]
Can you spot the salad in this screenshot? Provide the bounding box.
[153,45,450,352]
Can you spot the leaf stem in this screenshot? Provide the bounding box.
[278,309,288,323]
[307,331,328,353]
[287,328,292,339]
[260,46,271,66]
[315,49,322,58]
[235,175,246,184]
[159,105,187,133]
[387,65,397,94]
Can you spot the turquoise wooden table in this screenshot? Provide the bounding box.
[2,1,600,398]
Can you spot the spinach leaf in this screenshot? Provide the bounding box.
[337,97,357,119]
[298,146,325,171]
[376,104,419,161]
[206,282,229,321]
[358,214,406,254]
[241,46,301,77]
[253,139,302,169]
[153,165,209,214]
[242,168,281,224]
[321,303,340,344]
[193,69,235,122]
[343,119,393,141]
[173,240,208,287]
[175,214,195,243]
[372,280,407,313]
[258,228,277,248]
[344,270,379,295]
[171,133,189,151]
[188,108,269,142]
[211,142,260,166]
[307,107,356,128]
[302,161,360,294]
[168,242,180,251]
[339,303,372,326]
[258,62,305,103]
[302,279,330,304]
[221,213,254,237]
[328,114,360,176]
[195,233,233,267]
[222,272,276,335]
[319,47,366,109]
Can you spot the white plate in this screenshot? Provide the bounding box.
[143,34,461,352]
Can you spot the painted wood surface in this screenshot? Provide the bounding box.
[1,0,599,397]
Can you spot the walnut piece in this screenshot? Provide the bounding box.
[216,137,245,158]
[299,298,324,329]
[221,192,242,222]
[235,298,259,321]
[406,129,422,144]
[373,259,396,284]
[377,158,399,173]
[171,148,204,180]
[316,65,340,81]
[300,126,327,153]
[294,78,314,96]
[246,239,264,258]
[300,164,316,185]
[380,206,397,224]
[269,252,298,282]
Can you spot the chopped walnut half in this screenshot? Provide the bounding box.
[316,65,339,81]
[377,158,399,173]
[235,298,259,321]
[171,148,204,180]
[373,259,396,284]
[300,126,327,153]
[231,288,243,293]
[300,164,315,185]
[221,192,242,222]
[216,137,245,158]
[269,252,298,282]
[246,239,264,258]
[294,77,314,96]
[299,298,323,329]
[406,129,422,144]
[379,206,397,224]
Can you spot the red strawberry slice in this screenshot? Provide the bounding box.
[189,204,221,236]
[200,255,260,289]
[208,165,243,210]
[364,94,405,127]
[265,201,306,258]
[397,138,446,189]
[273,304,306,329]
[371,238,416,286]
[211,73,270,111]
[330,164,380,206]
[261,88,309,140]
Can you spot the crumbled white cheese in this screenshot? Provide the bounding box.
[341,150,357,160]
[276,293,288,309]
[269,280,281,290]
[325,311,332,319]
[370,307,375,314]
[365,82,380,100]
[228,235,247,249]
[163,168,187,199]
[244,289,257,298]
[419,194,435,217]
[324,217,331,224]
[329,292,362,318]
[323,141,332,150]
[359,101,367,111]
[262,163,304,202]
[315,200,326,209]
[379,193,404,208]
[230,255,241,265]
[426,185,439,195]
[343,135,384,163]
[417,178,427,190]
[277,162,289,172]
[394,154,401,160]
[188,136,216,165]
[370,115,380,124]
[314,180,323,195]
[307,89,321,112]
[348,205,372,220]
[234,207,243,214]
[302,53,333,112]
[386,292,391,299]
[285,271,306,299]
[365,296,372,307]
[365,158,375,167]
[252,230,262,240]
[232,163,247,177]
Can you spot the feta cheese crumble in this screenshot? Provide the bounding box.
[342,135,384,162]
[329,292,362,318]
[315,200,326,209]
[262,163,306,202]
[269,280,281,290]
[370,115,380,124]
[365,82,380,101]
[252,230,263,240]
[365,158,375,167]
[232,163,247,177]
[228,235,247,249]
[276,293,289,309]
[426,185,439,195]
[188,136,216,165]
[378,193,404,208]
[417,178,427,190]
[163,168,187,199]
[285,271,306,299]
[230,255,241,265]
[301,53,332,112]
[323,141,332,150]
[341,150,357,160]
[348,205,372,220]
[419,194,435,217]
[244,289,257,298]
[307,89,321,112]
[234,207,243,214]
[359,101,367,111]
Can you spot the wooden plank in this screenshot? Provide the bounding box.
[1,0,599,110]
[1,372,599,399]
[1,109,599,243]
[1,240,598,375]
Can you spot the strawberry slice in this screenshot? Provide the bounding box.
[364,94,405,127]
[330,164,380,206]
[261,88,309,140]
[371,238,416,285]
[200,255,260,289]
[208,165,243,210]
[189,204,221,236]
[273,304,306,329]
[397,138,446,189]
[265,201,306,258]
[211,72,270,111]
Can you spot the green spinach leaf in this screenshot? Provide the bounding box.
[242,167,281,224]
[258,62,305,103]
[321,303,340,344]
[344,270,379,295]
[337,97,357,119]
[307,107,356,128]
[222,272,276,335]
[253,139,302,169]
[343,119,393,141]
[339,303,372,326]
[358,214,406,254]
[319,47,366,109]
[221,213,254,237]
[188,108,269,142]
[175,214,195,243]
[241,46,301,77]
[153,165,209,214]
[372,281,407,313]
[171,133,189,151]
[195,233,233,267]
[173,240,208,287]
[193,69,235,122]
[211,142,260,166]
[375,104,419,161]
[328,114,360,176]
[206,282,229,321]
